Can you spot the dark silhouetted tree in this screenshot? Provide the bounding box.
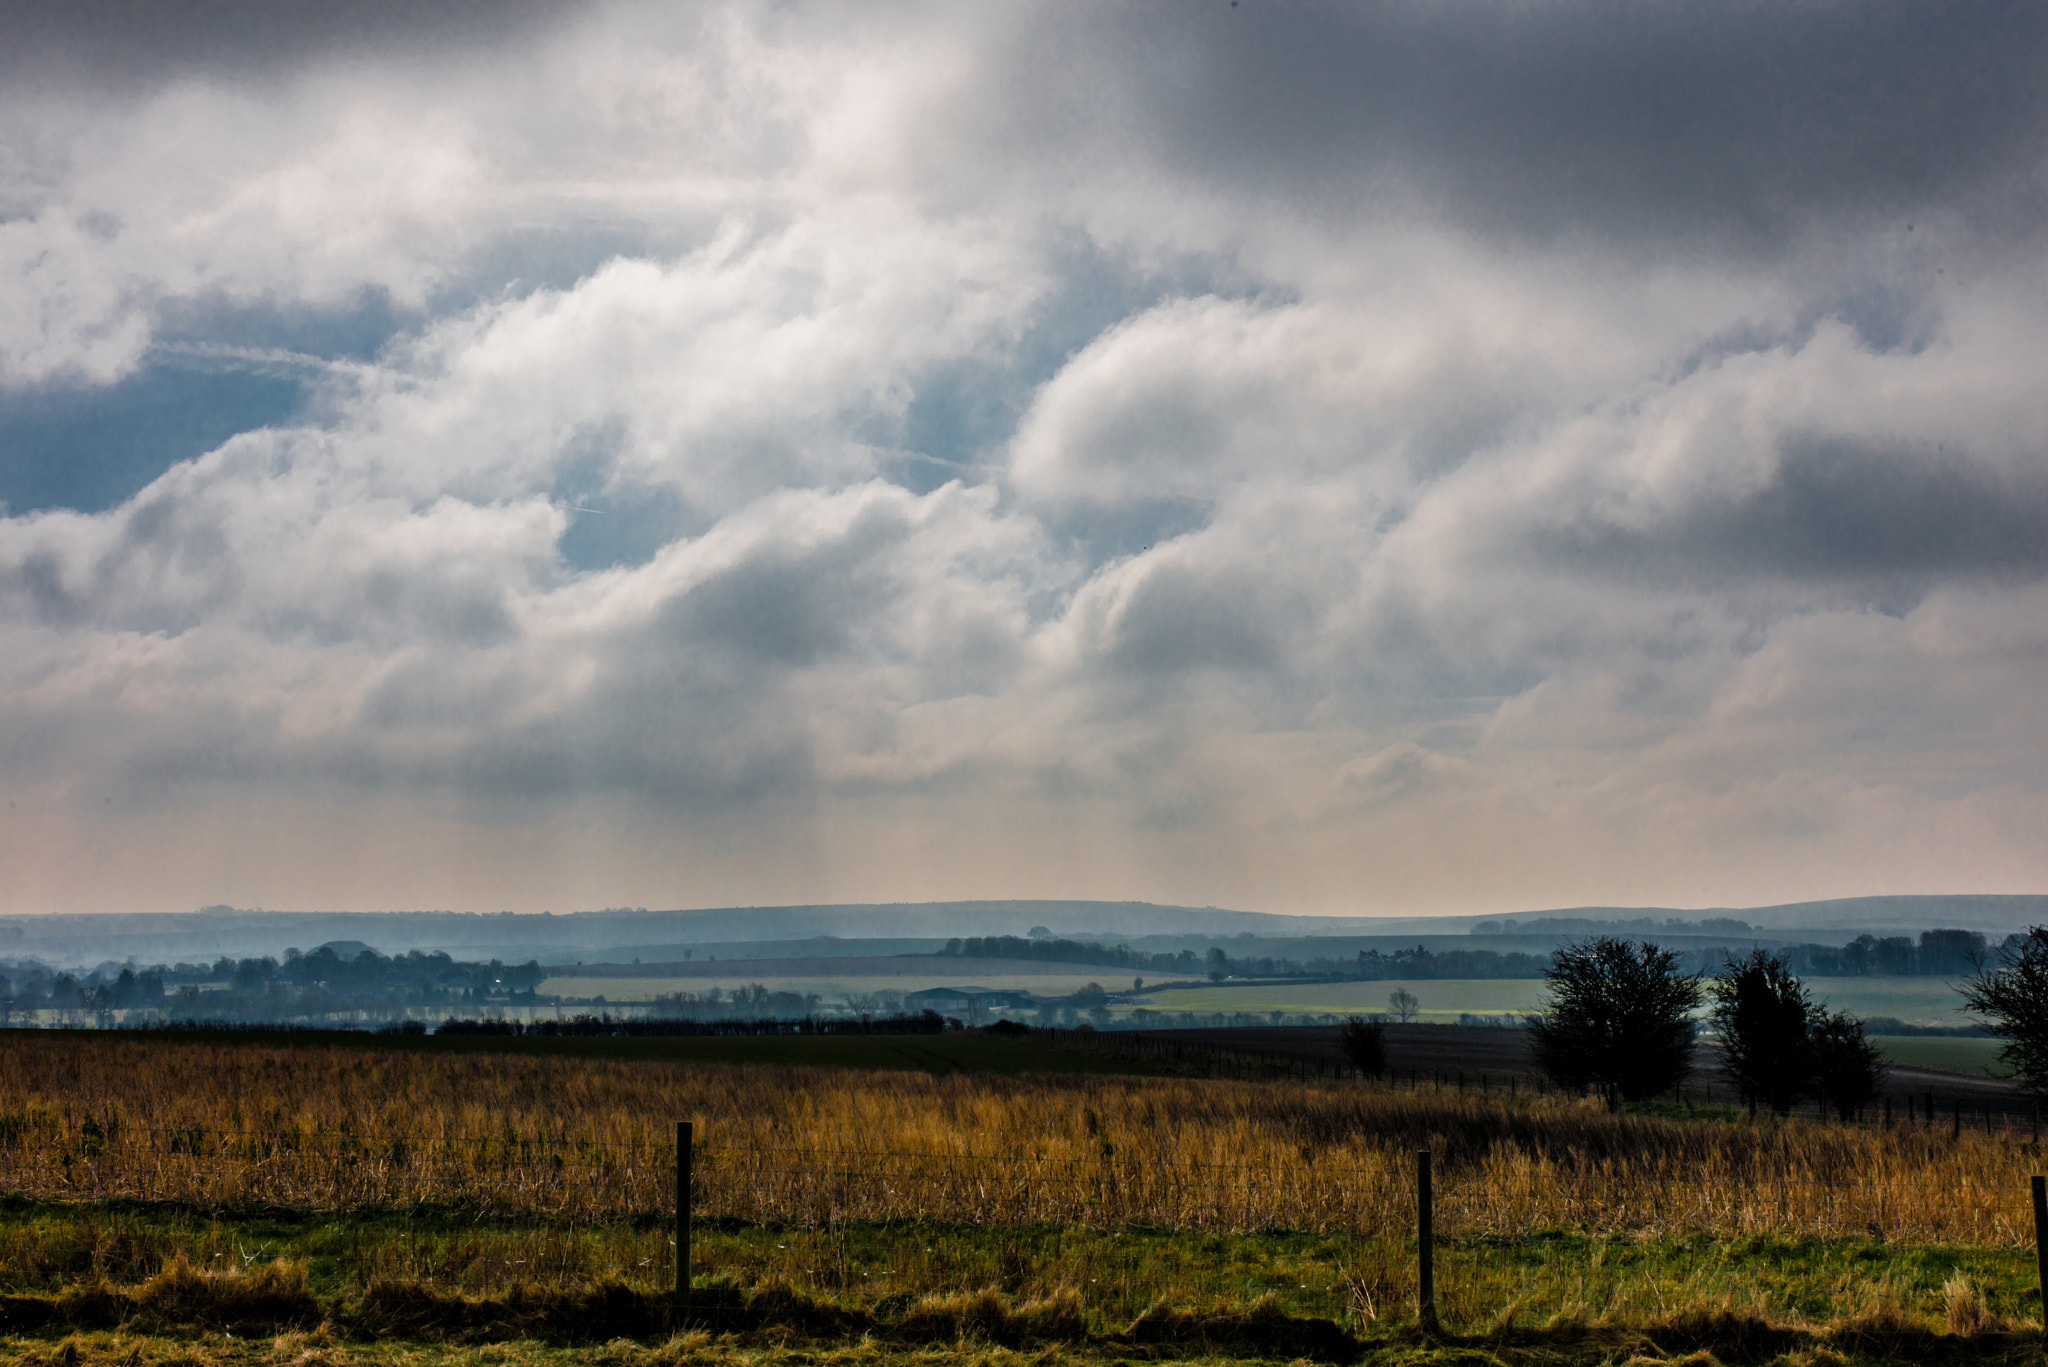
[1340,1016,1387,1079]
[1918,928,1988,977]
[1710,950,1815,1116]
[1713,949,1889,1118]
[1959,926,2048,1097]
[1810,1010,1888,1120]
[1528,938,1702,1102]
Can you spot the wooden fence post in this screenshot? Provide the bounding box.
[676,1120,692,1316]
[1415,1149,1438,1332]
[2032,1175,2048,1331]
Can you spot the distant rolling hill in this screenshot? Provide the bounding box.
[3,894,2044,970]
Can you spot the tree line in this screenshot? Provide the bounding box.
[941,929,2004,983]
[1340,931,2048,1112]
[435,1010,950,1037]
[0,947,549,1023]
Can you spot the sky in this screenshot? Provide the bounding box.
[2,1,2047,918]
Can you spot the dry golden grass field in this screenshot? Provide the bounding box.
[1,1030,2046,1366]
[0,1030,2036,1242]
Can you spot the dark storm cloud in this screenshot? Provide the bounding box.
[1,0,575,84]
[1102,562,1286,676]
[655,507,924,670]
[667,554,865,667]
[1538,438,2048,591]
[370,662,821,810]
[1075,0,2048,246]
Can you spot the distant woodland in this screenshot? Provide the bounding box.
[937,929,2003,983]
[0,926,2010,1028]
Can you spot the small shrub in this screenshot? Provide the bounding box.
[1339,1017,1387,1080]
[1811,1011,1887,1121]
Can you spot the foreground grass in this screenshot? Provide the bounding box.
[9,1301,2048,1367]
[2,1338,1298,1367]
[1,1199,2045,1343]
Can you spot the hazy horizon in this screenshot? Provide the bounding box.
[4,4,2047,916]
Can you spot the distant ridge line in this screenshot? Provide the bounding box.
[2,894,2045,970]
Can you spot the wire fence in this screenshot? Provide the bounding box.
[0,1119,2044,1248]
[8,1112,2048,1336]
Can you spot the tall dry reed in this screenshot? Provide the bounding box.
[0,1033,2035,1246]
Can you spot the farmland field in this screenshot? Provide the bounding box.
[1135,977,1543,1019]
[540,955,1198,1003]
[538,972,1169,1003]
[83,1027,1187,1077]
[1137,973,1986,1027]
[1,1028,2044,1366]
[1873,1034,2007,1075]
[1802,976,1983,1025]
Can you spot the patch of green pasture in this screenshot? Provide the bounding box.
[1871,1034,2008,1075]
[539,972,1194,1004]
[1,1197,2039,1338]
[1133,980,1544,1021]
[1801,976,1980,1027]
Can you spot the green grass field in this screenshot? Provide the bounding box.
[1135,978,1543,1020]
[539,971,1185,1003]
[3,1197,2044,1367]
[1871,1034,2007,1075]
[1801,976,1981,1025]
[1,1200,2028,1331]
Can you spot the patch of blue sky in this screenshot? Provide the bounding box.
[0,360,303,515]
[874,233,1274,499]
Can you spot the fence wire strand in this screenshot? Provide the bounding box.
[0,1123,2040,1246]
